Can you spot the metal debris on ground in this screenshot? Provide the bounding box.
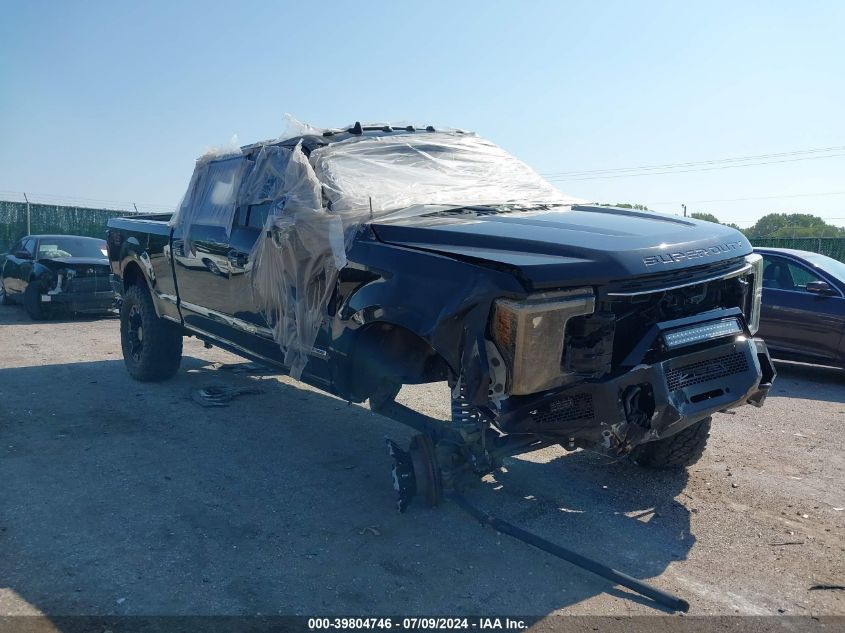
[215,362,269,374]
[191,385,265,407]
[809,584,845,591]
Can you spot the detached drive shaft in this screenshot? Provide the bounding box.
[447,492,690,613]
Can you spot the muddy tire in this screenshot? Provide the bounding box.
[120,283,183,382]
[630,416,712,470]
[24,282,48,320]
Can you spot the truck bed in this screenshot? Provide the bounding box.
[109,214,173,235]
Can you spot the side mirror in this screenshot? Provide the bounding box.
[14,250,32,260]
[806,280,836,296]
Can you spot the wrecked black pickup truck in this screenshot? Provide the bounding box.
[107,122,775,510]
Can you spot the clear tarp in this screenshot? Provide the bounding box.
[313,132,574,218]
[171,122,584,378]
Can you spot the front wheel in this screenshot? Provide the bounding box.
[24,283,48,320]
[630,416,712,470]
[0,277,12,305]
[120,283,183,382]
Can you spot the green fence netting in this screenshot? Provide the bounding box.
[750,237,845,263]
[0,200,137,253]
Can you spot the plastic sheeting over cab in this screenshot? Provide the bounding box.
[169,121,583,377]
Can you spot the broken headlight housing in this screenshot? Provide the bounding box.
[491,288,595,395]
[743,253,763,335]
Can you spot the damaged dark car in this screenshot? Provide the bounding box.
[0,234,115,320]
[106,123,776,511]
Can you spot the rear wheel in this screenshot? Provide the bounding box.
[630,416,712,470]
[120,283,183,382]
[24,283,48,320]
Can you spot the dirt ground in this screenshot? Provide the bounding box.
[0,303,843,618]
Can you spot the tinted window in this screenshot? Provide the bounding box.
[23,238,36,256]
[762,256,824,293]
[233,206,248,229]
[801,252,845,284]
[247,201,273,230]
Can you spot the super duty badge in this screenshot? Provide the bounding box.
[644,241,745,266]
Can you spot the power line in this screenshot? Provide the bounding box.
[540,144,845,178]
[540,144,845,177]
[651,190,845,205]
[544,152,845,182]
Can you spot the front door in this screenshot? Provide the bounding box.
[759,254,845,364]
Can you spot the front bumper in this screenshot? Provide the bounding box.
[40,290,116,314]
[494,336,776,454]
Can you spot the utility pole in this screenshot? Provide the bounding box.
[682,204,687,217]
[23,192,31,235]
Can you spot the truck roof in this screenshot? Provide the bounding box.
[236,122,457,158]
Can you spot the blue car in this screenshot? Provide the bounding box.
[755,247,845,369]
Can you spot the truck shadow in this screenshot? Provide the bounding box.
[0,357,693,620]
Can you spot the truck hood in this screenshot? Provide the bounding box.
[371,205,752,289]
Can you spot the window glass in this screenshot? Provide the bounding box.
[801,252,845,284]
[247,201,274,230]
[37,237,108,258]
[785,262,824,292]
[23,238,36,256]
[193,156,249,228]
[233,206,248,228]
[762,256,824,292]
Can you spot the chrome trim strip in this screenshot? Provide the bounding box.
[184,325,282,367]
[179,300,329,359]
[607,262,752,297]
[179,300,275,338]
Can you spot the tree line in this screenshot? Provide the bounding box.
[602,203,845,238]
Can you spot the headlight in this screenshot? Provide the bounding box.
[744,253,763,335]
[491,288,595,395]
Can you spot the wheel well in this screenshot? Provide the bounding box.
[122,261,146,290]
[347,322,451,400]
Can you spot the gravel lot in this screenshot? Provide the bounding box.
[0,303,843,617]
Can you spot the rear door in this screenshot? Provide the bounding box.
[759,254,845,364]
[171,156,302,370]
[172,155,252,333]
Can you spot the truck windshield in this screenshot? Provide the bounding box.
[38,237,107,259]
[312,132,582,216]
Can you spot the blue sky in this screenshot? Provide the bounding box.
[1,0,843,227]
